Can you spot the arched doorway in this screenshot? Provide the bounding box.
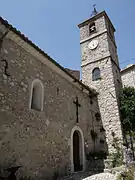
[73,131,82,171]
[70,126,85,172]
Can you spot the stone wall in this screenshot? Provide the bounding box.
[0,26,103,179]
[81,33,109,65]
[79,12,123,154]
[65,68,80,80]
[121,66,135,88]
[79,16,106,42]
[82,57,123,153]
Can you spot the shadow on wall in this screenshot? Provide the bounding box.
[85,95,108,173]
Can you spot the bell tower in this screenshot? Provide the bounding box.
[78,10,123,153]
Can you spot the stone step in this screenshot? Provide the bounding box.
[58,170,103,180]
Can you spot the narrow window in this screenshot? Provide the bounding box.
[30,79,44,111]
[92,68,101,81]
[95,112,101,121]
[89,22,96,35]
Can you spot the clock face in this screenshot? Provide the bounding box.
[88,39,99,50]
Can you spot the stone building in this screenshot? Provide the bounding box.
[78,11,123,153]
[121,64,135,88]
[0,10,123,179]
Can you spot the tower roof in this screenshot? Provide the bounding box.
[78,11,115,32]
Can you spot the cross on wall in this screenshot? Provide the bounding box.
[73,97,81,123]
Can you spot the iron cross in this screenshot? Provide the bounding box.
[73,97,81,123]
[91,4,98,17]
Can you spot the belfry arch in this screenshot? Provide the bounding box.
[70,126,85,172]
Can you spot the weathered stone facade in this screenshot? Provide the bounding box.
[0,10,125,179]
[0,18,105,179]
[121,64,135,88]
[65,68,80,80]
[78,11,123,153]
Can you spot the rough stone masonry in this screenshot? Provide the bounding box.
[78,11,123,154]
[0,10,123,180]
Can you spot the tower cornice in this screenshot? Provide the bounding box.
[80,29,117,49]
[81,55,121,71]
[80,29,107,44]
[78,11,115,32]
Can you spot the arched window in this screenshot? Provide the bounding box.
[92,68,101,81]
[30,79,44,111]
[89,22,96,35]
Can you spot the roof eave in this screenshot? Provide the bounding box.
[78,11,115,32]
[0,16,97,97]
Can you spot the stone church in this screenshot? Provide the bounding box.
[0,10,123,179]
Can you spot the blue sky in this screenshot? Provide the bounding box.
[1,0,135,70]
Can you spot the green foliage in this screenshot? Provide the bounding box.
[110,151,123,168]
[117,166,135,180]
[117,171,134,180]
[120,87,135,133]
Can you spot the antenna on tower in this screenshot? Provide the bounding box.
[91,4,98,17]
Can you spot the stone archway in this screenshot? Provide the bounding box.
[73,131,81,171]
[70,126,85,173]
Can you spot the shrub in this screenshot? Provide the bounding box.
[117,166,135,180]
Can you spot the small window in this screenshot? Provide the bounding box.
[30,79,44,111]
[92,68,101,81]
[95,112,101,121]
[89,22,96,35]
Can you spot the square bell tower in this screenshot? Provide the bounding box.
[78,11,123,154]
